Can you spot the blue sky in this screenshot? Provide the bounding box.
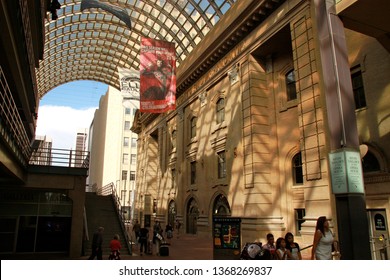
[39,80,108,109]
[36,80,108,149]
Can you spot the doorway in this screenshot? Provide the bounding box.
[186,198,198,234]
[368,209,389,260]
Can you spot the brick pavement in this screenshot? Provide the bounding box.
[82,234,313,260]
[82,234,214,260]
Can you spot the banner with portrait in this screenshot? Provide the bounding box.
[139,37,176,113]
[117,67,140,100]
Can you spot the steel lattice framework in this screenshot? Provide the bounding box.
[37,0,237,98]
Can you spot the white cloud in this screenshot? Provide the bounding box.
[36,105,96,149]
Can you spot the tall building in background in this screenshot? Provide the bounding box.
[89,85,139,221]
[75,129,88,167]
[30,135,53,166]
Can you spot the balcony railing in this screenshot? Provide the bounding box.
[29,147,90,168]
[0,66,32,165]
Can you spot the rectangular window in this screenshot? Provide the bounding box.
[121,190,126,205]
[171,169,176,189]
[122,170,128,180]
[130,154,136,165]
[190,117,197,138]
[217,151,226,178]
[131,137,137,147]
[293,153,303,185]
[351,68,366,109]
[122,153,129,164]
[286,70,297,101]
[123,137,129,147]
[130,171,135,181]
[295,208,306,236]
[125,108,131,115]
[216,98,225,124]
[190,161,196,185]
[124,121,131,130]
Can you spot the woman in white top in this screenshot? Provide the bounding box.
[311,216,334,260]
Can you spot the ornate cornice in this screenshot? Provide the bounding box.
[176,0,285,96]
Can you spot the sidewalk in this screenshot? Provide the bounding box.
[82,234,214,260]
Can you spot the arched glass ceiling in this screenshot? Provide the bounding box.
[37,0,237,99]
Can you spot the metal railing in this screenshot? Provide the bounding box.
[29,146,90,168]
[96,182,132,254]
[0,66,32,164]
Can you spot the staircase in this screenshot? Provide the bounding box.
[84,192,131,256]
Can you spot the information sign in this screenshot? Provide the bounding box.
[329,149,364,194]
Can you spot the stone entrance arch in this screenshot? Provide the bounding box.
[186,198,199,234]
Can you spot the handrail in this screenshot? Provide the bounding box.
[29,146,90,168]
[0,66,32,164]
[97,182,132,255]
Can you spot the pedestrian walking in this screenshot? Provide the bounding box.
[138,226,149,256]
[311,216,334,260]
[88,226,104,260]
[175,219,181,238]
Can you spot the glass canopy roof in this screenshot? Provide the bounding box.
[36,0,237,98]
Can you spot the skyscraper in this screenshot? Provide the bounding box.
[75,129,88,167]
[88,86,139,221]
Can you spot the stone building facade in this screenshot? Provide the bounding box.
[132,0,389,259]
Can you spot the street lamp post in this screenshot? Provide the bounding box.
[313,0,371,259]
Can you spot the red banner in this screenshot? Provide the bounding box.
[140,37,176,113]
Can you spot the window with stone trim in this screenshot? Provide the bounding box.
[190,161,196,185]
[286,69,297,101]
[295,208,305,235]
[171,169,176,189]
[351,66,366,109]
[216,98,225,124]
[190,117,197,139]
[292,152,303,185]
[217,150,226,179]
[172,130,177,150]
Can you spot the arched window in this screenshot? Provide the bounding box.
[216,98,225,124]
[292,152,303,185]
[213,194,231,216]
[362,151,380,173]
[190,117,197,138]
[286,70,297,101]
